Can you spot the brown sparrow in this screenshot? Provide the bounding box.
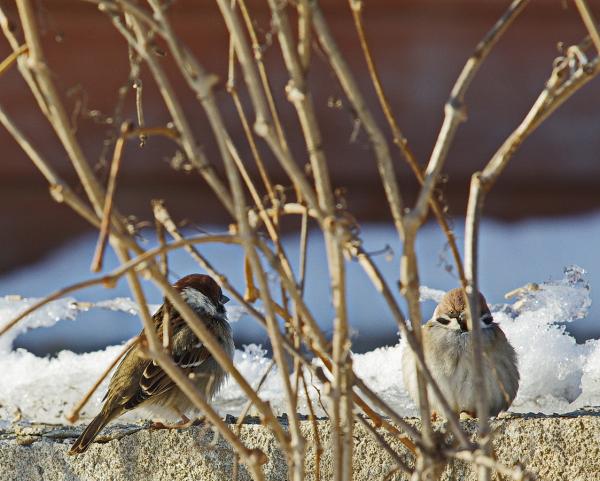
[69,274,234,454]
[402,288,519,418]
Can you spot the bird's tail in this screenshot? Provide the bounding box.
[68,408,117,455]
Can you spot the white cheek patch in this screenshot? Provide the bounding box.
[181,287,218,318]
[480,313,494,329]
[448,318,463,330]
[436,315,462,330]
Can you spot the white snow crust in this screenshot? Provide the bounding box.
[0,266,597,424]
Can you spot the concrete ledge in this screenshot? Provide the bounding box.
[1,410,599,481]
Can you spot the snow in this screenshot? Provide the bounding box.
[0,296,79,353]
[4,214,600,352]
[2,213,600,422]
[490,266,596,413]
[0,265,598,423]
[419,286,446,304]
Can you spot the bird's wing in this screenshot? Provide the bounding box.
[139,347,211,393]
[122,307,213,409]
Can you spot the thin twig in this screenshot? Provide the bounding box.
[311,2,405,238]
[228,86,276,202]
[66,336,140,423]
[464,173,490,481]
[0,44,28,77]
[446,449,533,481]
[301,373,322,481]
[0,234,239,338]
[105,4,235,215]
[268,3,353,476]
[91,121,131,272]
[0,7,49,116]
[236,0,289,150]
[462,26,600,481]
[574,0,600,55]
[356,415,413,476]
[348,0,466,285]
[409,0,530,226]
[297,0,312,71]
[216,0,324,222]
[232,361,275,481]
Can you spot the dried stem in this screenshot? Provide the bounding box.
[356,415,413,476]
[91,121,131,272]
[0,44,28,77]
[348,0,466,285]
[574,0,600,55]
[0,234,240,338]
[410,0,530,226]
[0,7,49,116]
[301,373,322,481]
[66,336,140,423]
[16,0,108,215]
[447,449,533,481]
[464,173,490,481]
[236,0,289,151]
[311,2,405,237]
[4,2,599,480]
[462,20,600,481]
[269,2,352,474]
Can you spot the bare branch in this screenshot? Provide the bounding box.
[574,0,600,55]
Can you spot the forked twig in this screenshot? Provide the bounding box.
[2,2,598,480]
[348,0,466,285]
[463,13,600,481]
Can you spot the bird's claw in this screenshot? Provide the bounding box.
[150,414,196,430]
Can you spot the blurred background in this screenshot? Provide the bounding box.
[0,0,599,354]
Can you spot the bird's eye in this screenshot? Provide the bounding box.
[436,316,451,325]
[221,294,230,304]
[480,313,493,325]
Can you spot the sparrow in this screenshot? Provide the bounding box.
[69,274,234,454]
[402,288,519,418]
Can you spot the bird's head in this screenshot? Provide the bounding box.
[432,288,493,332]
[174,274,230,319]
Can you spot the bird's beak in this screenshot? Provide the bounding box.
[221,295,230,304]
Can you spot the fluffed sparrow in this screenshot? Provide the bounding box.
[69,274,234,454]
[402,288,519,418]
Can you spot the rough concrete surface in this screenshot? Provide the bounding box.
[1,411,599,481]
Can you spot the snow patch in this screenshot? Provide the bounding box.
[419,286,446,304]
[0,266,598,423]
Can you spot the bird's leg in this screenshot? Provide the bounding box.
[151,410,198,430]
